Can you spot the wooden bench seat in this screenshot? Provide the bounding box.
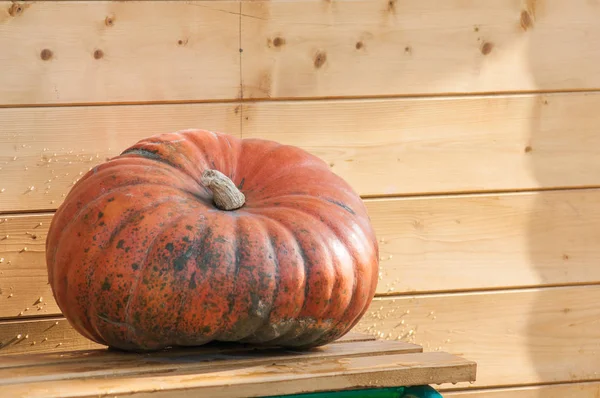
[0,333,476,398]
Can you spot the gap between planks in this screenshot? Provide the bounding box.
[3,185,600,217]
[375,281,600,298]
[371,283,600,301]
[442,379,600,395]
[4,88,600,110]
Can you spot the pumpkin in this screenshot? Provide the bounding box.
[46,129,379,352]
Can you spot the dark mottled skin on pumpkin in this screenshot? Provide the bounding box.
[46,129,378,351]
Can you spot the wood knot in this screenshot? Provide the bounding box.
[404,46,412,54]
[524,146,533,153]
[177,39,188,46]
[8,3,24,16]
[520,10,533,30]
[105,16,115,27]
[387,0,396,12]
[93,49,104,59]
[40,49,53,61]
[273,37,285,47]
[314,51,327,68]
[480,42,494,55]
[355,41,364,50]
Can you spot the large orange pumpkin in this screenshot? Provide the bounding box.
[46,129,379,351]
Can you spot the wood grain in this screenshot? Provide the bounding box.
[0,317,101,355]
[3,188,600,318]
[4,0,600,105]
[445,381,600,397]
[0,103,240,213]
[368,188,600,294]
[0,1,240,106]
[0,350,475,398]
[356,286,600,389]
[242,92,600,197]
[241,0,600,99]
[0,214,57,318]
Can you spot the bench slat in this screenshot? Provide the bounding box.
[0,349,475,398]
[0,339,421,384]
[335,332,377,343]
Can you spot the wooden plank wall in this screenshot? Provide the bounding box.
[1,0,600,396]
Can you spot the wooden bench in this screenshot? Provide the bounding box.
[0,332,476,397]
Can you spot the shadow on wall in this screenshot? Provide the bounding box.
[344,0,600,392]
[525,1,600,395]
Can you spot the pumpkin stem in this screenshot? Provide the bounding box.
[201,169,245,211]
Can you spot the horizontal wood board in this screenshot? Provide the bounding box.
[0,213,56,318]
[0,317,101,355]
[355,286,600,389]
[4,92,600,211]
[3,188,600,318]
[0,102,241,213]
[369,188,600,295]
[241,0,600,99]
[0,349,475,398]
[0,340,423,384]
[242,92,600,197]
[3,0,600,105]
[0,1,241,106]
[445,381,600,397]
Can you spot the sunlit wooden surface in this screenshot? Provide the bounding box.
[1,0,598,396]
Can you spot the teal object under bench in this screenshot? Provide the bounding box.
[266,385,443,398]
